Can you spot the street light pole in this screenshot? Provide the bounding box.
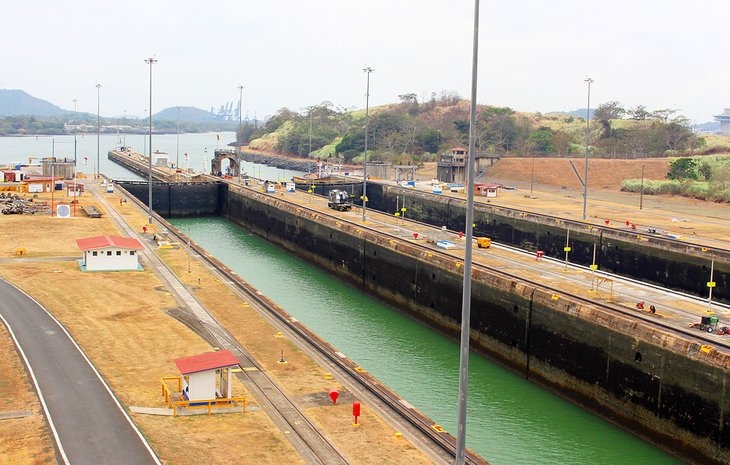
[123,110,126,148]
[96,83,101,179]
[640,163,645,210]
[582,77,593,220]
[455,1,480,463]
[176,106,180,169]
[145,56,158,225]
[73,99,78,164]
[238,84,244,168]
[361,66,374,222]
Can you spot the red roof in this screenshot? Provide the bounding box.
[174,350,239,375]
[76,235,143,251]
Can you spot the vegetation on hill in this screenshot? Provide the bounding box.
[240,95,727,165]
[621,155,730,202]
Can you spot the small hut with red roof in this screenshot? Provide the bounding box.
[76,235,143,271]
[174,350,239,402]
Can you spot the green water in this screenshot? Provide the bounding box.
[171,216,684,465]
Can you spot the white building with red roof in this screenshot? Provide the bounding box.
[174,350,239,401]
[76,235,144,271]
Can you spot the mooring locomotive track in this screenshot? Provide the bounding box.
[111,179,488,465]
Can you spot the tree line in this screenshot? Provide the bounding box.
[238,94,711,165]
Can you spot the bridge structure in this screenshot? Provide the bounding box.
[211,149,240,177]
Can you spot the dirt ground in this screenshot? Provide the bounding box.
[103,186,431,465]
[0,204,306,464]
[0,325,56,465]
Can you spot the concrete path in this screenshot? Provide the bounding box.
[0,279,160,465]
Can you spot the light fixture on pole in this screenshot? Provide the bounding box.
[361,66,374,222]
[640,164,645,210]
[238,84,244,168]
[73,99,78,164]
[123,110,127,148]
[455,1,480,463]
[145,56,158,225]
[582,77,593,220]
[176,106,180,169]
[96,83,101,179]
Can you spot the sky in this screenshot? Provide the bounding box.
[1,0,729,123]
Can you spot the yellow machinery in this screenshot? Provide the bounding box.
[477,237,491,248]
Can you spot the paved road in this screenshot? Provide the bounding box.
[0,279,160,465]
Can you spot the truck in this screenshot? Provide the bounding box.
[327,189,352,211]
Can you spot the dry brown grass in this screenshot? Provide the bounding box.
[0,325,56,465]
[0,187,307,465]
[0,193,119,258]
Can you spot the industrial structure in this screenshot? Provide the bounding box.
[714,108,730,136]
[76,235,143,271]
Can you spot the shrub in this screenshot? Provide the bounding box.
[685,182,710,200]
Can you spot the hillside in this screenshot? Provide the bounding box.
[154,106,213,122]
[242,98,724,165]
[0,89,67,117]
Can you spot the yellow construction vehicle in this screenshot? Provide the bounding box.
[477,237,491,249]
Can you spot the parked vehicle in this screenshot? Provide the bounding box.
[327,189,352,211]
[477,237,491,248]
[690,315,730,335]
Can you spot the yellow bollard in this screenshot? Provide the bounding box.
[394,432,402,439]
[324,373,332,380]
[275,331,283,338]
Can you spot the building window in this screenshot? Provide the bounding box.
[107,251,112,256]
[130,250,135,256]
[116,251,121,256]
[92,251,98,256]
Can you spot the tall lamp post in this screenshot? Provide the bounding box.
[145,56,158,224]
[361,66,374,222]
[73,99,78,164]
[238,84,244,167]
[582,77,593,220]
[176,106,180,169]
[640,163,645,210]
[455,1,480,463]
[96,84,101,179]
[123,110,127,148]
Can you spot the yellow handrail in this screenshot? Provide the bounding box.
[160,376,182,408]
[172,397,247,417]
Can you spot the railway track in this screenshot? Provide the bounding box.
[110,179,488,465]
[220,179,730,351]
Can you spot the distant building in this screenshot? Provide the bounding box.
[41,158,76,180]
[714,109,730,136]
[76,235,143,271]
[436,147,501,183]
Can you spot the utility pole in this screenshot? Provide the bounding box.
[582,77,593,220]
[72,99,78,164]
[96,83,101,179]
[640,164,645,210]
[455,1,480,463]
[145,56,158,225]
[238,84,244,169]
[123,110,127,147]
[176,106,180,169]
[361,66,374,222]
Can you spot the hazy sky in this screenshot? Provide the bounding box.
[2,0,728,122]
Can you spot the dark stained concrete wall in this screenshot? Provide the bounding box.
[117,181,223,217]
[222,184,730,465]
[366,183,730,304]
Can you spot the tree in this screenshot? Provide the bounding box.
[627,105,651,120]
[552,131,572,156]
[667,157,698,180]
[530,127,555,154]
[593,101,625,139]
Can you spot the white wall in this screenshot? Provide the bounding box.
[85,248,140,271]
[187,370,216,401]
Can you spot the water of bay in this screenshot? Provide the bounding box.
[0,132,303,181]
[170,216,684,465]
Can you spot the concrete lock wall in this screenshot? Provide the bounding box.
[118,181,224,217]
[222,184,729,465]
[366,183,730,304]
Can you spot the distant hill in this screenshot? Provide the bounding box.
[154,106,214,122]
[547,108,595,119]
[0,89,68,117]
